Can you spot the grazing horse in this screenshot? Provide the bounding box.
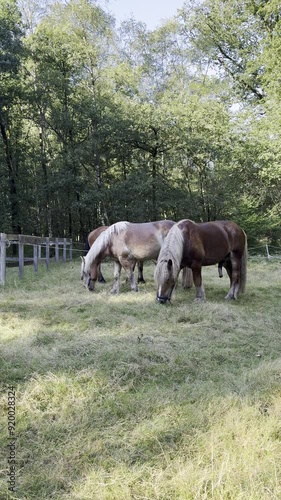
[155,219,247,304]
[86,226,147,286]
[81,220,193,294]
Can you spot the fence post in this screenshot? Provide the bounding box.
[55,238,59,262]
[63,238,67,262]
[18,236,24,278]
[45,237,50,270]
[265,244,271,260]
[0,233,7,285]
[33,244,38,273]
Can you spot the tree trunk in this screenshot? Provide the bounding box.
[39,123,52,236]
[151,156,158,221]
[0,116,21,235]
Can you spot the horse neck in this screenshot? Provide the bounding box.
[84,231,107,271]
[85,221,129,272]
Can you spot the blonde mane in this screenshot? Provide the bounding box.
[84,221,129,272]
[154,223,184,282]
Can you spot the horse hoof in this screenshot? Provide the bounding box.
[225,295,236,300]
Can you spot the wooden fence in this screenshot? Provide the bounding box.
[0,233,72,285]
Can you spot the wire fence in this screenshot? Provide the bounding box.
[247,244,281,260]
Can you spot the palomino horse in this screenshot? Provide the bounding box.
[155,219,247,304]
[81,220,193,294]
[86,226,147,286]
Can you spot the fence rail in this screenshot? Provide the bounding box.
[0,234,280,287]
[0,233,72,285]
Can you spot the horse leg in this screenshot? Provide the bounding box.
[125,261,143,284]
[218,261,224,278]
[111,261,122,294]
[97,263,106,283]
[137,261,145,283]
[223,260,232,281]
[120,257,138,292]
[192,266,205,300]
[182,267,193,289]
[225,253,240,300]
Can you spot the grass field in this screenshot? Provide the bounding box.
[1,258,281,499]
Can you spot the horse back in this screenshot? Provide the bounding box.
[211,221,246,254]
[113,220,175,260]
[179,219,244,266]
[88,226,108,247]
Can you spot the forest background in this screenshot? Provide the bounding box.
[1,0,281,245]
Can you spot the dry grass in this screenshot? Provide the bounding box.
[1,259,281,499]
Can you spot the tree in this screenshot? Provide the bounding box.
[25,0,116,236]
[0,0,25,233]
[178,0,281,241]
[178,0,265,101]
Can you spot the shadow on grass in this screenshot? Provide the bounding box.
[1,266,281,386]
[1,261,281,498]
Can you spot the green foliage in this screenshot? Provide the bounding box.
[0,0,281,243]
[0,0,28,233]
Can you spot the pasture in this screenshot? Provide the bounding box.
[1,259,281,499]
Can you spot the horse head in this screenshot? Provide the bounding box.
[80,256,94,290]
[155,259,176,304]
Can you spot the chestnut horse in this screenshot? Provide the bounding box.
[87,226,146,285]
[81,220,193,294]
[155,219,247,304]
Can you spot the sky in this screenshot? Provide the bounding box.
[104,0,186,30]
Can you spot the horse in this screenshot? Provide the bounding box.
[154,219,247,304]
[81,220,193,294]
[86,226,147,286]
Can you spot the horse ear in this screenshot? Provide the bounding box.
[167,259,173,271]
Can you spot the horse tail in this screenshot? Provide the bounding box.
[239,231,247,294]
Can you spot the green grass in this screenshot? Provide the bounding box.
[1,259,281,499]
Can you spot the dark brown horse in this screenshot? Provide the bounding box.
[81,220,193,294]
[87,226,146,286]
[155,219,247,303]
